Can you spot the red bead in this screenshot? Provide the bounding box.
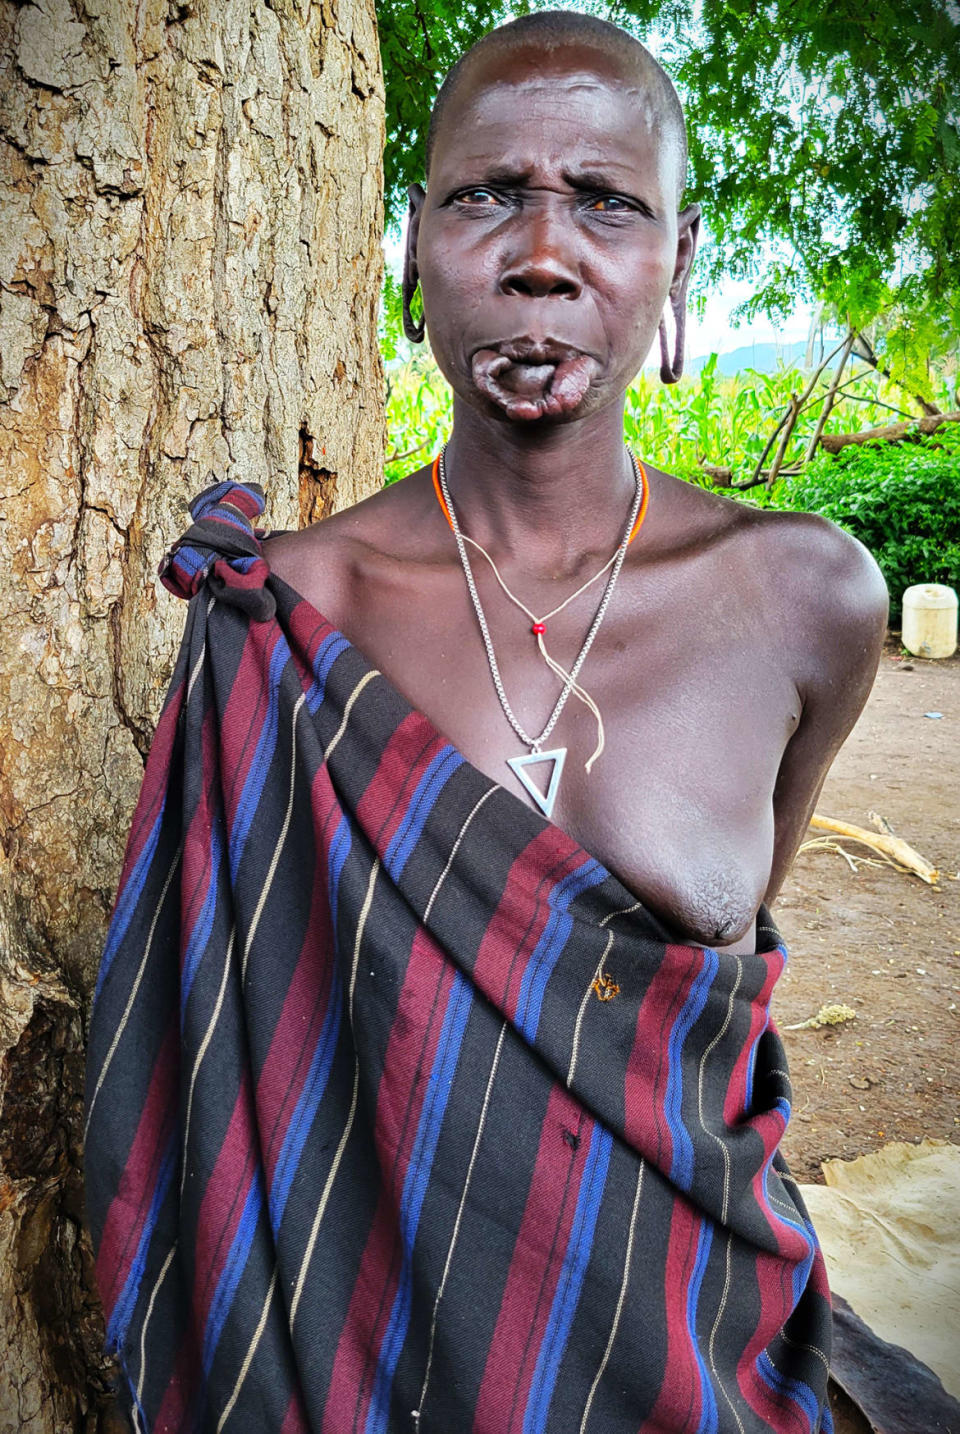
[532,622,546,635]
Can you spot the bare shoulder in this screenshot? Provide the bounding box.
[261,467,437,620]
[753,508,889,688]
[747,503,887,627]
[660,469,887,635]
[648,468,889,703]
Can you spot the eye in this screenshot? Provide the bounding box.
[454,187,504,206]
[586,194,636,213]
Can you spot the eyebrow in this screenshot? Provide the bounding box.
[450,161,661,217]
[466,164,640,193]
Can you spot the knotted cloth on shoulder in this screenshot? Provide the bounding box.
[85,482,834,1433]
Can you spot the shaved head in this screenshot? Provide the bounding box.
[425,10,688,201]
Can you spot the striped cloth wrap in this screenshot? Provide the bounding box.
[84,481,834,1433]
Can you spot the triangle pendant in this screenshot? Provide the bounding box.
[506,747,567,820]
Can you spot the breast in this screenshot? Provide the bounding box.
[546,737,777,952]
[566,811,769,949]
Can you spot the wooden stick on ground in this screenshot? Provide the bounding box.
[808,814,940,885]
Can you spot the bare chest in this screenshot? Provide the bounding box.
[330,554,800,951]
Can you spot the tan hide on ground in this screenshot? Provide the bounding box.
[799,1139,960,1400]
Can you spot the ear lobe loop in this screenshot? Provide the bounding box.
[659,203,699,384]
[402,276,425,344]
[403,186,426,344]
[658,298,687,384]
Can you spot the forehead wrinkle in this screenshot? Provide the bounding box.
[426,22,688,200]
[462,71,666,122]
[435,74,679,172]
[432,98,682,198]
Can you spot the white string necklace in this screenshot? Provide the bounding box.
[437,445,645,818]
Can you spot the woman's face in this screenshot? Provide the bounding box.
[409,43,698,425]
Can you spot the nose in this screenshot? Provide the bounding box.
[498,208,582,300]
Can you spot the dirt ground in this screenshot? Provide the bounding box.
[773,639,960,1184]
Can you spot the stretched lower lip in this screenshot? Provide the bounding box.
[472,347,595,420]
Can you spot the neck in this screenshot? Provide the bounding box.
[443,396,635,566]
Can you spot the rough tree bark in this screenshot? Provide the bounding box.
[0,0,385,1426]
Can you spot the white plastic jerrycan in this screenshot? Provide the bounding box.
[901,583,958,659]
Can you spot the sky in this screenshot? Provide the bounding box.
[684,279,813,361]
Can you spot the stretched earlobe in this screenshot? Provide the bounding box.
[658,301,687,385]
[403,183,427,344]
[402,279,426,344]
[659,202,700,384]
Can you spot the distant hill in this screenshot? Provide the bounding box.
[642,339,815,377]
[687,340,810,376]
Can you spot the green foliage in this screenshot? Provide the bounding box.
[379,271,405,365]
[377,0,960,394]
[378,0,505,226]
[385,353,453,482]
[768,437,960,618]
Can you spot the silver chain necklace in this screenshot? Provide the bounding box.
[438,444,643,819]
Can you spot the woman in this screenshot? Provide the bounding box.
[85,12,887,1432]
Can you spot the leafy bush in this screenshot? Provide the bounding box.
[769,435,960,619]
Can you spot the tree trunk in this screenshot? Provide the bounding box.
[0,0,385,1425]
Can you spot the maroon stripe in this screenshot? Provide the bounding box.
[321,929,457,1434]
[280,1390,310,1433]
[355,710,451,857]
[286,597,339,673]
[623,942,706,1169]
[179,704,221,973]
[118,672,185,881]
[471,826,590,1019]
[152,1334,199,1432]
[217,620,284,831]
[640,1198,704,1433]
[474,1088,594,1433]
[256,771,340,1187]
[723,952,782,1127]
[191,1074,258,1332]
[96,1019,178,1316]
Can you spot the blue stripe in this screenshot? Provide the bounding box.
[268,819,351,1230]
[268,970,343,1232]
[304,631,352,713]
[523,1123,614,1434]
[228,635,292,882]
[689,1221,719,1434]
[744,1012,772,1115]
[173,544,208,577]
[383,746,464,882]
[364,972,474,1434]
[757,1350,820,1432]
[326,813,351,936]
[758,1120,816,1305]
[206,509,252,532]
[106,1130,177,1350]
[96,808,165,999]
[202,1168,265,1377]
[666,948,719,1190]
[192,481,253,518]
[515,860,608,1043]
[180,812,225,1009]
